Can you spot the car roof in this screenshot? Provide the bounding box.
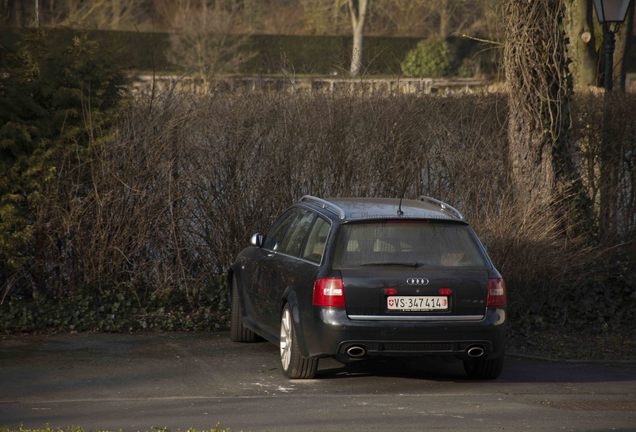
[298,196,465,222]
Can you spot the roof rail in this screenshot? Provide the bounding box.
[418,196,464,220]
[300,195,346,220]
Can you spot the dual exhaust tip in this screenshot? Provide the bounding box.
[346,344,485,358]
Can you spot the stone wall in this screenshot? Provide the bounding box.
[130,74,494,95]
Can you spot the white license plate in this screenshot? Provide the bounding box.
[387,296,448,311]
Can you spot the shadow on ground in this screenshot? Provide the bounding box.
[310,349,636,384]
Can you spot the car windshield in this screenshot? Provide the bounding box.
[333,220,486,269]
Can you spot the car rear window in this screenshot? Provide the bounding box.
[333,220,486,268]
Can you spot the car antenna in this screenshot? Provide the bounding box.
[397,175,408,217]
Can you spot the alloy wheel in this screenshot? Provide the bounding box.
[280,307,292,371]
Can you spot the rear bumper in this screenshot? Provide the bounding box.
[302,307,506,359]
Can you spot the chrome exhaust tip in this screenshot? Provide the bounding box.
[346,345,367,358]
[467,346,485,358]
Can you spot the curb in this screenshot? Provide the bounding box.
[506,351,636,365]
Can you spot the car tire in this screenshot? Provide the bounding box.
[463,355,504,380]
[280,304,318,379]
[230,278,258,343]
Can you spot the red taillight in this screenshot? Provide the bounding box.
[438,288,453,296]
[384,288,398,295]
[313,278,345,307]
[487,278,506,308]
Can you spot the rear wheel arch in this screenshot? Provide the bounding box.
[280,289,310,358]
[279,303,318,379]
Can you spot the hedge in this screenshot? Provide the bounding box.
[1,91,634,335]
[0,29,498,75]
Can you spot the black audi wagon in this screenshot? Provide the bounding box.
[228,196,506,379]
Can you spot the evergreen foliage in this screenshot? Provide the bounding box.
[0,30,127,296]
[401,37,453,78]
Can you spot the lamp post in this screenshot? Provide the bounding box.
[593,0,632,91]
[594,0,632,240]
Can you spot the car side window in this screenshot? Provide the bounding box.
[263,210,295,251]
[278,209,316,257]
[302,217,330,264]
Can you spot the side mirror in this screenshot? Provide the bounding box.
[250,233,264,248]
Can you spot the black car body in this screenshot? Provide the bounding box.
[229,196,507,379]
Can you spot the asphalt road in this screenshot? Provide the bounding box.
[0,332,635,432]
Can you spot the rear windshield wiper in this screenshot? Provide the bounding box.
[359,261,422,267]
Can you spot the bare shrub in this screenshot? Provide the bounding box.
[39,94,200,300]
[472,195,597,327]
[35,91,510,300]
[572,94,636,240]
[9,90,635,331]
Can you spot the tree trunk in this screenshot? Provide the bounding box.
[565,0,597,90]
[351,26,363,75]
[505,0,569,201]
[613,3,634,92]
[348,0,368,76]
[505,0,593,239]
[33,0,39,28]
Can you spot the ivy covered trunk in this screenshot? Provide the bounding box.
[504,0,591,236]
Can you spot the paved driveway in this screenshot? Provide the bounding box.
[1,333,635,431]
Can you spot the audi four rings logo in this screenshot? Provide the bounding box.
[406,277,429,285]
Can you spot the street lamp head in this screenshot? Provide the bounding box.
[593,0,632,23]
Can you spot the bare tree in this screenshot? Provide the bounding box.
[1,0,26,27]
[371,0,430,35]
[52,0,142,29]
[348,0,368,76]
[300,0,348,35]
[167,0,253,86]
[371,0,501,39]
